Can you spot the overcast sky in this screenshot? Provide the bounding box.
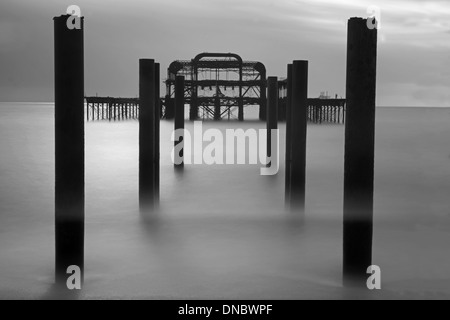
[0,0,449,106]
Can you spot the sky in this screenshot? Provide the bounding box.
[0,0,449,106]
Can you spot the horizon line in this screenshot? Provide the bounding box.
[1,102,450,109]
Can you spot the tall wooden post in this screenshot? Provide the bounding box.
[175,76,185,167]
[343,17,378,285]
[54,14,85,286]
[285,64,293,205]
[267,77,278,164]
[155,63,161,205]
[139,59,156,210]
[290,61,308,210]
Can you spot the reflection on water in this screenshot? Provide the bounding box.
[0,104,450,299]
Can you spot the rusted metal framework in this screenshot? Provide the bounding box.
[165,53,266,121]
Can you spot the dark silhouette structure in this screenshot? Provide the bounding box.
[289,61,309,211]
[155,63,161,205]
[54,14,85,286]
[343,17,378,286]
[267,77,279,165]
[307,99,346,124]
[279,82,346,124]
[174,76,185,167]
[85,97,140,121]
[165,53,267,121]
[139,59,158,210]
[53,12,377,293]
[285,64,293,205]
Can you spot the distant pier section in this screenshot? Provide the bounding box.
[85,52,346,124]
[307,98,346,124]
[85,95,346,124]
[279,81,347,124]
[85,96,140,121]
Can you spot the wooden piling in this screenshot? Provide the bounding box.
[155,63,161,204]
[139,59,156,210]
[267,77,278,165]
[343,17,378,285]
[54,14,85,286]
[175,76,185,167]
[290,61,308,210]
[285,64,293,205]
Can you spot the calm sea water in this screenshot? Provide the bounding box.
[0,103,450,299]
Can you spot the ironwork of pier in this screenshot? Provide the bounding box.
[165,53,267,121]
[307,98,346,124]
[85,97,140,121]
[278,80,347,124]
[85,55,346,124]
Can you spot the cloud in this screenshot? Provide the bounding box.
[0,0,449,106]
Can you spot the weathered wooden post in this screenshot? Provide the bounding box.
[343,17,378,285]
[290,60,308,210]
[54,14,85,286]
[267,77,278,165]
[285,64,293,205]
[139,59,156,210]
[174,76,185,167]
[155,63,161,205]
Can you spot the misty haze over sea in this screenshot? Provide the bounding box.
[0,103,449,299]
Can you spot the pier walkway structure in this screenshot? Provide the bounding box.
[278,80,347,124]
[85,53,346,124]
[165,53,267,121]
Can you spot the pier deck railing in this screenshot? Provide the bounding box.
[86,96,346,123]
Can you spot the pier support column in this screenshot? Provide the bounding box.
[239,67,244,121]
[259,69,267,121]
[190,71,198,121]
[267,77,278,165]
[214,94,221,121]
[139,59,156,210]
[155,63,161,205]
[343,17,378,286]
[54,14,85,286]
[285,64,293,205]
[238,99,244,121]
[175,76,185,167]
[290,61,308,211]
